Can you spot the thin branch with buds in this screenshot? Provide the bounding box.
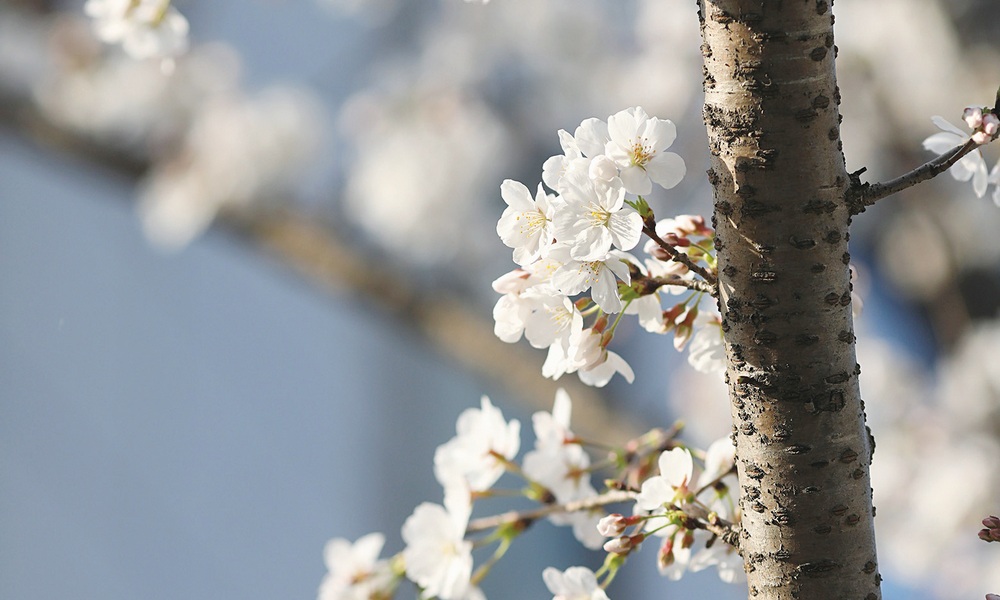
[641,224,719,292]
[847,139,979,214]
[466,488,742,550]
[466,489,637,534]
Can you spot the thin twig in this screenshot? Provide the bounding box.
[650,275,716,295]
[848,139,979,214]
[466,490,638,533]
[696,512,741,548]
[641,225,719,293]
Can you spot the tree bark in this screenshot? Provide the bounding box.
[698,1,881,598]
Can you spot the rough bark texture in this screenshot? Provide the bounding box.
[697,1,881,598]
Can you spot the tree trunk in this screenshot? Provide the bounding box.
[697,1,881,598]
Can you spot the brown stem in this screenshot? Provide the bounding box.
[848,139,980,214]
[642,224,719,292]
[650,275,717,295]
[465,490,637,534]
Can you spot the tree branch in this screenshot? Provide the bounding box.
[641,224,719,294]
[650,275,716,295]
[466,489,637,534]
[848,139,979,214]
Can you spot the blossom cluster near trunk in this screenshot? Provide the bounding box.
[494,107,725,386]
[317,390,742,599]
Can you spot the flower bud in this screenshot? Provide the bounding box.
[603,533,644,555]
[983,113,999,137]
[657,538,675,571]
[675,214,707,235]
[673,307,698,351]
[964,106,984,129]
[680,529,695,550]
[983,515,1000,529]
[603,536,631,554]
[597,514,628,537]
[645,241,673,262]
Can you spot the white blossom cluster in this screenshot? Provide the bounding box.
[28,32,325,251]
[84,0,189,71]
[318,391,741,600]
[493,107,725,387]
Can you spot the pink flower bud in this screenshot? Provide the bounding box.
[982,113,999,137]
[983,516,1000,529]
[680,529,695,550]
[986,594,1000,600]
[661,232,689,247]
[675,215,707,235]
[672,307,699,351]
[597,514,628,537]
[964,106,984,129]
[657,538,675,570]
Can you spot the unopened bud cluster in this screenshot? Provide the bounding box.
[964,106,1000,145]
[979,515,1000,542]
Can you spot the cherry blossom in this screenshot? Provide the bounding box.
[433,396,521,495]
[401,500,481,600]
[547,246,631,314]
[542,130,585,191]
[687,311,725,377]
[542,566,610,600]
[85,0,189,66]
[318,533,395,600]
[552,168,640,262]
[635,447,695,517]
[522,391,605,549]
[603,107,686,195]
[497,180,555,266]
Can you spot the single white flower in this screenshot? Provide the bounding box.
[318,533,394,600]
[636,447,695,517]
[530,388,574,449]
[573,118,610,159]
[696,437,737,491]
[687,312,725,377]
[553,168,640,262]
[548,246,631,314]
[402,502,477,600]
[542,566,610,600]
[497,180,555,266]
[570,328,635,387]
[492,292,532,344]
[522,293,582,350]
[433,397,521,494]
[542,129,585,191]
[604,107,686,195]
[923,116,989,198]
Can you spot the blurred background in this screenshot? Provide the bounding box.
[1,0,999,598]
